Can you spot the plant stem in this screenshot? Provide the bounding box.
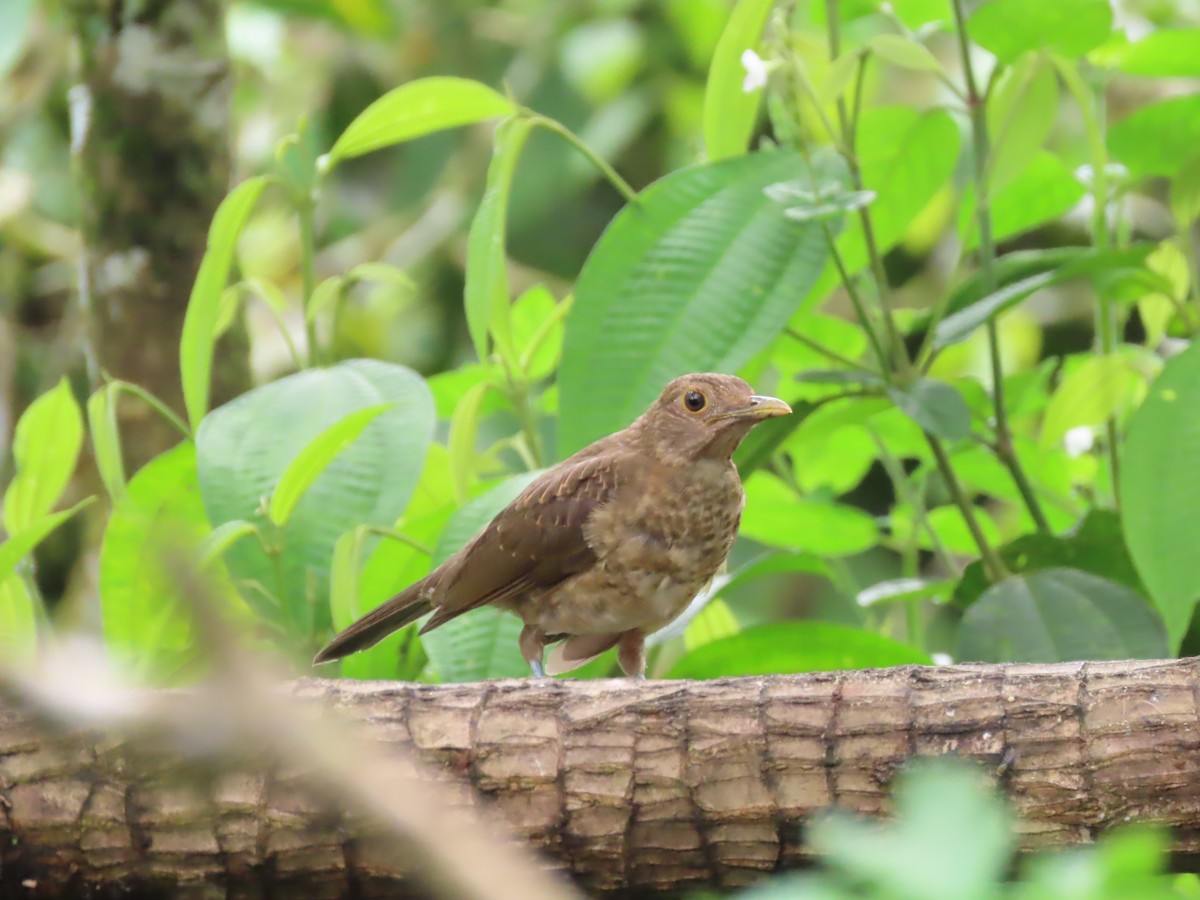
[950,0,1050,535]
[926,433,1008,581]
[364,525,433,557]
[820,215,891,379]
[871,432,960,576]
[297,198,319,367]
[527,115,638,205]
[825,0,909,375]
[506,375,545,469]
[784,326,876,373]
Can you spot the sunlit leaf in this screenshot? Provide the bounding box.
[741,472,878,556]
[0,576,36,667]
[327,77,514,165]
[0,500,93,587]
[1108,94,1200,179]
[1113,29,1200,78]
[668,621,930,678]
[180,176,269,431]
[268,403,394,527]
[867,34,944,73]
[703,0,775,160]
[966,0,1112,63]
[1040,355,1141,448]
[464,116,532,365]
[3,377,84,534]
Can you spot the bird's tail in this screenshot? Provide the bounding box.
[312,575,435,665]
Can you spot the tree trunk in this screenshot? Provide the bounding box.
[4,659,1200,897]
[70,0,251,470]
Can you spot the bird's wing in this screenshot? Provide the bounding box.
[419,452,624,632]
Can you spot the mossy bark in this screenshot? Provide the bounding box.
[71,0,251,469]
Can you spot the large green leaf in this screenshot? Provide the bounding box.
[180,177,269,431]
[1122,340,1200,648]
[326,77,514,166]
[955,568,1168,663]
[703,0,775,160]
[195,360,434,637]
[667,621,931,678]
[1108,94,1200,179]
[420,471,541,682]
[966,0,1112,63]
[558,149,829,453]
[100,443,210,683]
[2,377,84,534]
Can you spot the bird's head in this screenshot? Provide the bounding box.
[632,373,792,463]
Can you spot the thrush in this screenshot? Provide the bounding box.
[313,373,791,678]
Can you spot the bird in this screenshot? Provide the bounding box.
[312,373,791,678]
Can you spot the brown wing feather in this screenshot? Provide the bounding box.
[418,452,622,633]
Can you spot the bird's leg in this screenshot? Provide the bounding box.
[617,630,647,679]
[519,624,547,678]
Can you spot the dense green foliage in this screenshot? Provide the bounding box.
[3,1,1200,685]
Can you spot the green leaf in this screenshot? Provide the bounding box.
[986,53,1058,190]
[512,285,567,380]
[0,0,34,80]
[3,377,84,534]
[100,443,211,684]
[1040,355,1141,448]
[87,383,127,503]
[180,176,269,431]
[196,519,259,569]
[886,378,969,440]
[196,360,434,636]
[867,34,944,73]
[1108,94,1200,180]
[1113,29,1200,78]
[420,471,542,681]
[934,246,1154,346]
[951,510,1145,609]
[956,568,1168,663]
[1122,340,1200,648]
[965,152,1086,246]
[703,0,774,160]
[740,472,879,557]
[0,577,37,667]
[559,149,829,454]
[808,760,1013,900]
[797,108,961,311]
[667,621,931,678]
[268,402,395,527]
[306,276,345,324]
[966,0,1112,63]
[682,596,740,651]
[464,116,532,365]
[326,77,514,166]
[0,500,94,587]
[446,381,494,504]
[1171,154,1200,227]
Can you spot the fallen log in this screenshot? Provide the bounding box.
[4,658,1200,897]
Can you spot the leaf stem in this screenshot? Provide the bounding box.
[825,0,909,375]
[364,525,433,557]
[871,431,959,576]
[950,0,1050,535]
[525,114,638,205]
[784,326,876,374]
[297,198,319,367]
[925,433,1007,581]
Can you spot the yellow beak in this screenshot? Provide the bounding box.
[717,394,792,421]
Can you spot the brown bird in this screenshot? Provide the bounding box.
[313,373,791,678]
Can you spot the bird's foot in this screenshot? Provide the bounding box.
[529,659,546,678]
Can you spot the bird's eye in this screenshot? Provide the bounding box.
[684,390,707,413]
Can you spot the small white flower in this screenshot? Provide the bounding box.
[1064,425,1095,458]
[932,652,953,666]
[741,49,769,93]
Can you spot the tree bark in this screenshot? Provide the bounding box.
[70,0,252,471]
[4,658,1200,897]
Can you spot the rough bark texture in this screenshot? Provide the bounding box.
[71,0,251,470]
[5,659,1200,897]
